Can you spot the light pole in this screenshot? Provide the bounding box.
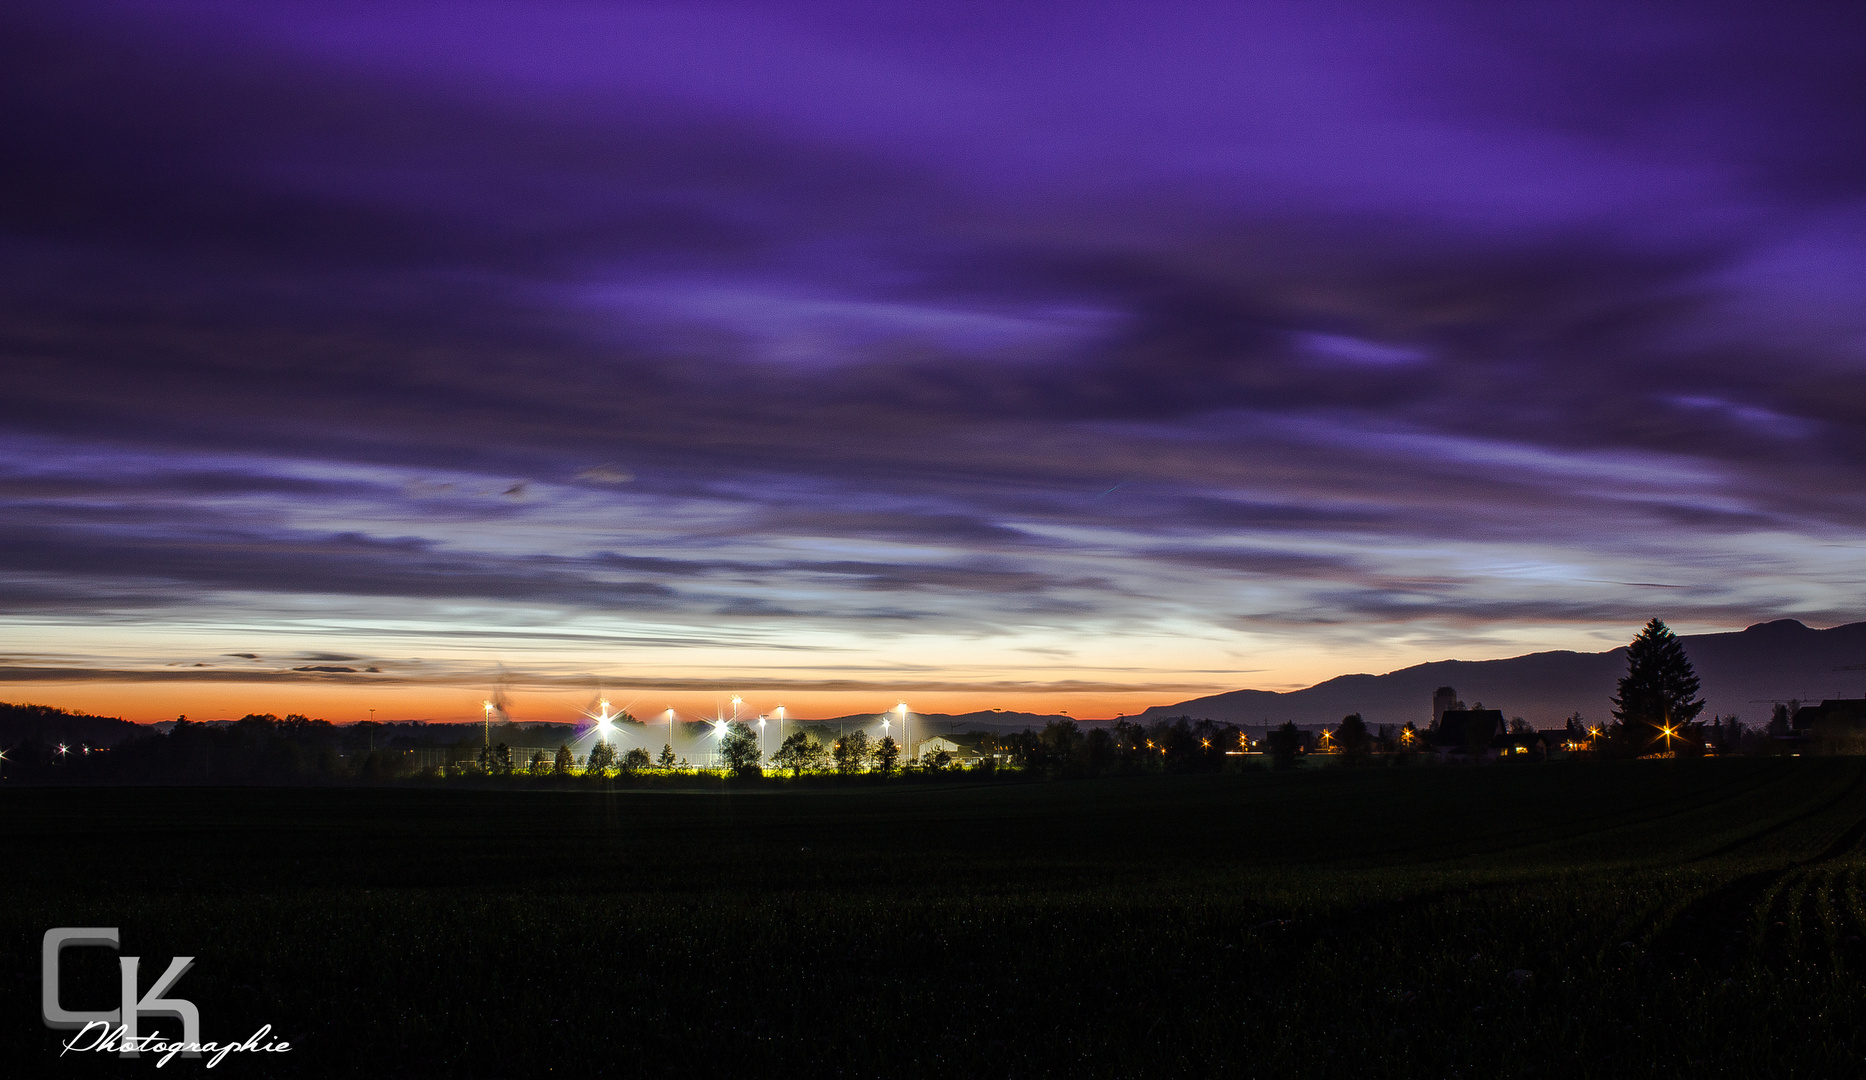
[665,709,676,768]
[726,697,742,772]
[898,702,909,763]
[758,715,768,763]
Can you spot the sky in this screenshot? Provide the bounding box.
[2,1,1864,724]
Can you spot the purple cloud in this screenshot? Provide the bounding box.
[1,1,1863,708]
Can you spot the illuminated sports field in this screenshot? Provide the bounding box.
[9,761,1866,1076]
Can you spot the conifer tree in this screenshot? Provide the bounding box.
[1336,713,1371,762]
[1610,618,1705,748]
[872,735,901,775]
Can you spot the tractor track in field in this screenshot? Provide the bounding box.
[1292,758,1809,876]
[1245,764,1864,965]
[1647,762,1866,972]
[1689,760,1866,864]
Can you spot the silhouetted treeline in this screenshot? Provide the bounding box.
[1,713,574,784]
[0,702,141,749]
[1000,717,1247,776]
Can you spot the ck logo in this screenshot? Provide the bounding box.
[41,928,200,1059]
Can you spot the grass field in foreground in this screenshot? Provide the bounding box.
[5,760,1866,1077]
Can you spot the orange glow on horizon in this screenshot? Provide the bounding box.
[1,680,1174,725]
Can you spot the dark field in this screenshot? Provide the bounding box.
[7,761,1866,1077]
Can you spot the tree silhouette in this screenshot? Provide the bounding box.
[553,743,573,775]
[1336,714,1371,763]
[620,747,651,772]
[658,743,676,768]
[872,735,901,775]
[477,742,515,775]
[719,722,762,776]
[833,730,870,775]
[585,741,617,774]
[1267,721,1303,769]
[1611,618,1706,750]
[771,731,828,776]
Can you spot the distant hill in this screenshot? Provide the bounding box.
[805,710,1079,735]
[1136,620,1866,729]
[0,702,142,748]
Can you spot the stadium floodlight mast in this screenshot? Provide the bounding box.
[710,715,730,770]
[592,698,618,743]
[898,702,909,762]
[775,706,786,748]
[482,699,496,755]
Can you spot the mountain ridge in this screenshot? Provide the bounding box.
[1136,619,1866,729]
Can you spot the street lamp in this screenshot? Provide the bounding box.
[897,702,909,762]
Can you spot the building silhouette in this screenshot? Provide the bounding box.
[1432,686,1460,730]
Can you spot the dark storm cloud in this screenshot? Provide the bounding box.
[0,470,373,501]
[0,498,1109,618]
[0,522,679,609]
[786,560,1108,595]
[1145,548,1364,579]
[0,0,1862,666]
[0,660,1210,696]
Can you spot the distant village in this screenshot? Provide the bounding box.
[4,617,1861,781]
[5,688,1864,785]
